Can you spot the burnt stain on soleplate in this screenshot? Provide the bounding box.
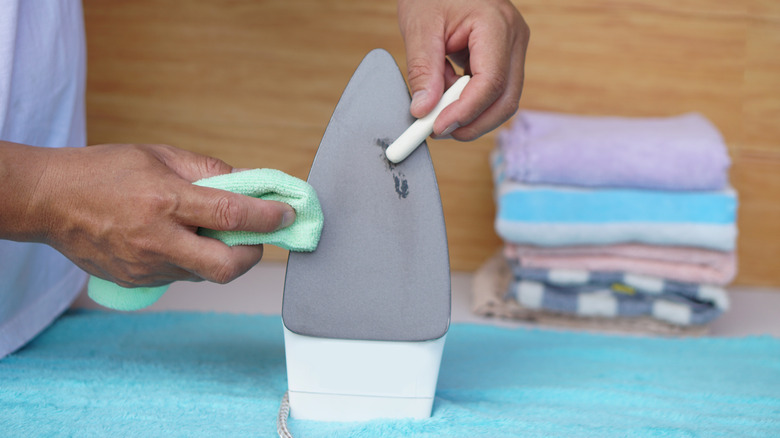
[393,174,409,198]
[376,138,409,199]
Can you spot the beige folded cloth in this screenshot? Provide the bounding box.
[472,251,710,336]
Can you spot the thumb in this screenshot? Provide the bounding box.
[401,18,446,118]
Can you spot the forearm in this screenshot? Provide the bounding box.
[0,140,60,243]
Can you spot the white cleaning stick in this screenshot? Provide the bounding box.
[385,75,471,164]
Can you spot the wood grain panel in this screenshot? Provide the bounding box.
[84,0,780,286]
[743,15,780,154]
[518,0,747,153]
[84,0,404,178]
[730,153,780,284]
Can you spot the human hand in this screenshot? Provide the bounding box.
[31,144,295,287]
[397,0,529,141]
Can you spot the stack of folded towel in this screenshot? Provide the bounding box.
[474,111,738,332]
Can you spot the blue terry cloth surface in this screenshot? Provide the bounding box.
[2,311,779,437]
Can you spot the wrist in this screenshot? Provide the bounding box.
[0,141,63,243]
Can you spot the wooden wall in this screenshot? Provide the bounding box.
[83,0,780,286]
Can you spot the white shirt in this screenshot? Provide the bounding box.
[0,0,88,359]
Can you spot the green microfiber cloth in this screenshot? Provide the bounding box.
[88,168,323,311]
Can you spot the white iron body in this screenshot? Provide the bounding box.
[284,328,446,421]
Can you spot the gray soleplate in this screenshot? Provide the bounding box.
[281,49,451,342]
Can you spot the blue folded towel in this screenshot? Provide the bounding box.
[2,311,778,437]
[492,152,738,251]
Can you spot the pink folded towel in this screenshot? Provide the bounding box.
[498,111,731,190]
[504,243,736,286]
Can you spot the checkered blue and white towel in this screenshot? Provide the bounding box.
[507,265,728,326]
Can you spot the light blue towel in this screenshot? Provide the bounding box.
[2,311,778,437]
[492,151,738,250]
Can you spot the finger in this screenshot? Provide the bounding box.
[173,233,264,284]
[450,47,526,141]
[84,255,200,288]
[443,58,461,88]
[447,49,470,72]
[152,144,235,182]
[400,14,447,118]
[434,11,529,140]
[453,19,529,141]
[432,25,513,137]
[112,268,199,288]
[178,184,296,233]
[430,61,464,140]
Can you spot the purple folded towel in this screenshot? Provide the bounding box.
[498,111,731,190]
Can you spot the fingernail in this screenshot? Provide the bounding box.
[410,90,428,115]
[278,208,296,230]
[440,123,460,137]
